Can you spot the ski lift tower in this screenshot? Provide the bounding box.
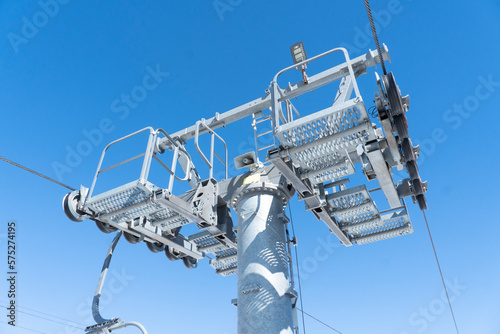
[63,43,427,334]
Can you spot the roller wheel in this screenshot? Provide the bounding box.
[124,232,142,244]
[146,241,165,253]
[95,220,118,234]
[182,256,198,269]
[164,245,181,261]
[63,190,89,222]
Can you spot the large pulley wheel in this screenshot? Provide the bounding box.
[382,72,405,117]
[124,232,142,244]
[401,138,415,162]
[95,220,118,234]
[417,194,428,211]
[146,241,165,253]
[382,73,409,140]
[405,160,419,180]
[393,114,409,140]
[164,245,181,261]
[182,256,198,269]
[63,190,89,222]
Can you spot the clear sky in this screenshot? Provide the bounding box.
[1,1,499,334]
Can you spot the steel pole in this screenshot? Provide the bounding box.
[232,182,294,334]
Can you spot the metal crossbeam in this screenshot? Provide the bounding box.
[267,152,353,246]
[165,47,390,143]
[84,180,208,259]
[363,140,401,208]
[64,44,426,285]
[61,43,430,334]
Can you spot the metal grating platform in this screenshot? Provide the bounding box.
[351,210,413,245]
[86,180,194,231]
[326,185,413,245]
[190,231,238,276]
[87,182,151,215]
[88,181,160,224]
[327,184,380,224]
[210,249,238,277]
[276,98,370,184]
[149,189,197,229]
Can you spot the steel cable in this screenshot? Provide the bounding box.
[422,210,460,334]
[0,155,75,191]
[363,0,388,75]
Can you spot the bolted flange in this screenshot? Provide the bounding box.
[230,182,293,211]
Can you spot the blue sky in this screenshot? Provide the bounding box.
[0,1,499,333]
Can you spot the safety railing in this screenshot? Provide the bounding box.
[86,127,194,202]
[270,47,362,129]
[194,120,228,180]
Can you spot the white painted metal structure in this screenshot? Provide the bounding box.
[63,45,427,334]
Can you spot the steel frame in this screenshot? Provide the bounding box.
[76,126,237,264]
[65,44,426,279]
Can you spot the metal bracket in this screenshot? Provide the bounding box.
[267,150,352,246]
[362,139,401,208]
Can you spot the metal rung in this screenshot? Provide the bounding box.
[255,116,271,124]
[253,113,276,155]
[324,178,350,189]
[257,130,273,137]
[258,144,275,151]
[98,153,145,174]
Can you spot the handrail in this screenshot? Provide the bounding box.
[194,120,228,179]
[87,127,155,201]
[156,128,193,183]
[272,47,361,98]
[270,47,361,131]
[86,126,194,201]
